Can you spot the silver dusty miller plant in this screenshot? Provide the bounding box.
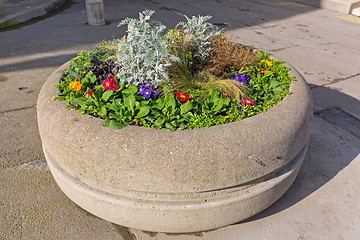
[116,10,174,87]
[176,15,221,62]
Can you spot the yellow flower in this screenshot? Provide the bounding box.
[69,81,82,91]
[260,59,273,67]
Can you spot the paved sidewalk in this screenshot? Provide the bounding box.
[299,0,360,15]
[0,0,359,30]
[0,0,66,28]
[1,0,360,239]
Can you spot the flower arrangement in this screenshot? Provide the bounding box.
[54,10,293,131]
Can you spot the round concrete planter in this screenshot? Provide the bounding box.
[37,61,312,233]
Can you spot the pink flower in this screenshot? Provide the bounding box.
[241,99,254,105]
[102,76,119,91]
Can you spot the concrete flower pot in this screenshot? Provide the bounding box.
[37,61,312,233]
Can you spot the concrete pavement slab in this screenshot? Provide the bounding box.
[0,165,125,239]
[312,75,360,119]
[269,44,360,86]
[0,38,96,112]
[299,0,360,15]
[0,0,66,28]
[0,107,43,169]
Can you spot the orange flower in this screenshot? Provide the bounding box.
[69,81,82,91]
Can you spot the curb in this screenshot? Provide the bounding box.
[299,0,360,16]
[0,0,66,28]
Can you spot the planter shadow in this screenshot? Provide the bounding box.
[243,85,360,223]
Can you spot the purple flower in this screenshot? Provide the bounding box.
[152,88,159,95]
[230,74,248,85]
[137,83,158,99]
[142,89,152,98]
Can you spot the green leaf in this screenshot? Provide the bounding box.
[153,98,165,109]
[76,109,86,115]
[102,118,110,127]
[154,117,165,127]
[180,101,193,115]
[94,88,102,101]
[212,99,224,113]
[179,122,186,129]
[182,112,193,121]
[70,98,85,105]
[124,95,136,111]
[165,122,176,131]
[113,98,123,107]
[97,106,107,117]
[208,88,220,99]
[81,71,96,85]
[109,120,126,129]
[164,93,175,105]
[269,80,280,89]
[272,86,284,94]
[102,90,113,101]
[264,70,274,78]
[109,112,121,119]
[53,96,65,101]
[164,95,176,110]
[122,84,138,95]
[136,106,150,118]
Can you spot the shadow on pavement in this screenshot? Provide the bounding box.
[242,85,360,223]
[0,0,322,68]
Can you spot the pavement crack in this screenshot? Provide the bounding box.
[0,105,36,114]
[159,6,184,16]
[271,45,297,52]
[324,72,360,86]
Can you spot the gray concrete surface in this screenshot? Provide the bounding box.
[0,0,359,239]
[299,0,360,15]
[0,0,66,28]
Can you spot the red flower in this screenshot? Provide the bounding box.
[87,89,94,97]
[175,91,190,103]
[260,69,275,74]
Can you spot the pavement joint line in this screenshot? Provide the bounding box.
[0,105,36,114]
[314,107,360,139]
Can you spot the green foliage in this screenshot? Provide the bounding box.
[246,51,293,112]
[58,41,117,88]
[53,10,294,132]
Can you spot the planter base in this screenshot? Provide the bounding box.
[44,144,307,233]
